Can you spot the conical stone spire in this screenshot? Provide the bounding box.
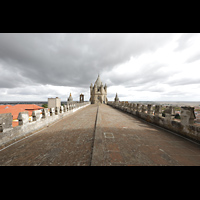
[114,93,119,102]
[68,93,73,102]
[95,74,102,87]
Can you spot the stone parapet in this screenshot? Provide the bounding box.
[107,101,200,143]
[0,102,90,148]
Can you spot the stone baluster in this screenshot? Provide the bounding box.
[154,105,162,117]
[132,103,136,111]
[60,106,64,114]
[164,106,174,120]
[18,111,29,125]
[50,107,55,116]
[180,106,196,126]
[63,105,67,112]
[141,105,146,113]
[129,103,133,113]
[32,110,41,121]
[0,113,13,132]
[55,107,60,115]
[147,104,153,115]
[136,104,141,112]
[42,108,49,118]
[0,117,2,132]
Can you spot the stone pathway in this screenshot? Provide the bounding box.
[0,104,200,166]
[0,104,98,166]
[92,104,200,166]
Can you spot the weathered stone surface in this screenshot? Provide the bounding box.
[108,102,200,144]
[60,106,64,113]
[32,110,41,121]
[90,75,107,104]
[147,104,153,115]
[92,104,200,166]
[42,108,49,118]
[18,112,29,125]
[0,103,200,166]
[63,105,67,112]
[181,106,196,126]
[55,107,60,115]
[0,113,12,131]
[155,105,162,116]
[0,104,96,166]
[50,107,55,116]
[0,103,90,148]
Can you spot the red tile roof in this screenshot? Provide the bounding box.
[0,104,43,120]
[13,104,44,110]
[0,105,13,109]
[0,107,26,120]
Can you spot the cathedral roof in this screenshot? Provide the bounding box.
[95,74,102,87]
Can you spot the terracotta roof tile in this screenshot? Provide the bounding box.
[0,105,13,109]
[0,104,43,120]
[13,104,44,110]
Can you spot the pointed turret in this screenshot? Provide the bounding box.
[95,74,102,87]
[114,93,119,102]
[67,93,73,103]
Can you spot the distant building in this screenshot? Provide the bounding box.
[67,93,73,104]
[114,93,119,103]
[48,97,61,109]
[80,93,84,102]
[90,75,107,104]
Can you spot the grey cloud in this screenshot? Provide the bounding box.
[174,33,199,51]
[0,33,175,89]
[166,77,200,86]
[186,53,200,63]
[105,63,169,88]
[6,85,90,102]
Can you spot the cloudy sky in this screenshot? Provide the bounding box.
[0,33,200,102]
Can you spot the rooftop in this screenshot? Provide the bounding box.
[0,104,43,127]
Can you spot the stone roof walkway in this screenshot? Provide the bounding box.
[0,104,200,166]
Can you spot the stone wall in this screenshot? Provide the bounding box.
[0,102,90,148]
[107,101,200,143]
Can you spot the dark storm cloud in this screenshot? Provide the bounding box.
[0,33,174,89]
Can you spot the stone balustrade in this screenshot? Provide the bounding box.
[107,101,200,143]
[0,102,90,148]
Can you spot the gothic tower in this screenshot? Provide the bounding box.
[90,75,108,104]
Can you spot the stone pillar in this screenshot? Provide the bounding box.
[42,108,49,118]
[141,105,146,113]
[132,103,136,111]
[164,106,176,120]
[55,107,60,115]
[18,111,29,125]
[128,103,133,113]
[0,113,13,132]
[154,105,162,117]
[60,106,64,113]
[147,104,153,115]
[181,106,196,126]
[136,104,141,112]
[63,105,67,112]
[32,110,41,121]
[50,108,55,116]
